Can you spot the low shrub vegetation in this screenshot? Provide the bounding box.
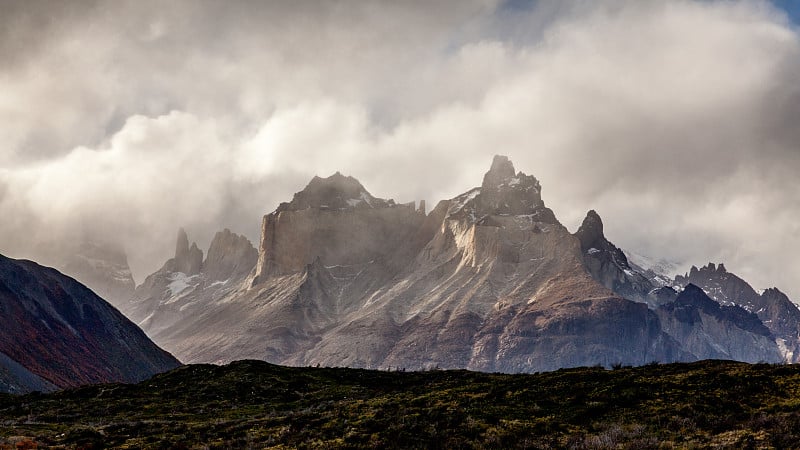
[1,360,800,448]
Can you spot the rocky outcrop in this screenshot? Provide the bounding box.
[675,263,800,362]
[173,228,203,276]
[574,210,657,306]
[204,229,258,282]
[0,254,180,393]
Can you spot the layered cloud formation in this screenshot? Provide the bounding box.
[1,0,799,298]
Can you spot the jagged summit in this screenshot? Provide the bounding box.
[576,210,606,253]
[276,172,393,212]
[481,155,517,190]
[204,228,258,282]
[573,209,656,305]
[448,155,555,223]
[176,228,190,258]
[674,262,800,361]
[686,262,727,278]
[173,228,203,275]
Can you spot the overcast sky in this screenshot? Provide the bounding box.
[1,0,799,299]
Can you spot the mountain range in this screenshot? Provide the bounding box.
[5,155,795,386]
[103,155,799,370]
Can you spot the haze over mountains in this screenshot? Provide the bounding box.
[85,156,796,372]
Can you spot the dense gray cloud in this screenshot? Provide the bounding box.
[1,0,799,300]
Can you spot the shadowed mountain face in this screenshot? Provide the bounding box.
[571,213,798,363]
[574,210,657,306]
[675,263,800,362]
[656,284,781,363]
[0,254,180,393]
[27,240,136,308]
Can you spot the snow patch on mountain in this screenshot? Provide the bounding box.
[167,272,200,297]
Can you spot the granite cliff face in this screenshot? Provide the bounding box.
[252,172,423,281]
[0,254,180,393]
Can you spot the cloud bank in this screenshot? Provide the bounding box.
[1,0,800,299]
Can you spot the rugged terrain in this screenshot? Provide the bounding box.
[125,155,789,371]
[577,209,800,363]
[0,254,181,394]
[2,360,800,448]
[675,262,800,361]
[123,228,257,340]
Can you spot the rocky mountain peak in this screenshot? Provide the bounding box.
[669,283,772,337]
[573,209,654,305]
[447,155,552,222]
[481,155,517,191]
[176,228,190,259]
[576,210,606,253]
[675,284,719,310]
[204,229,258,282]
[276,172,392,212]
[172,228,203,275]
[762,287,787,300]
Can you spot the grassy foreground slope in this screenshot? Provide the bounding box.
[2,360,800,448]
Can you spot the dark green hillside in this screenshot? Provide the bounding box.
[2,360,800,448]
